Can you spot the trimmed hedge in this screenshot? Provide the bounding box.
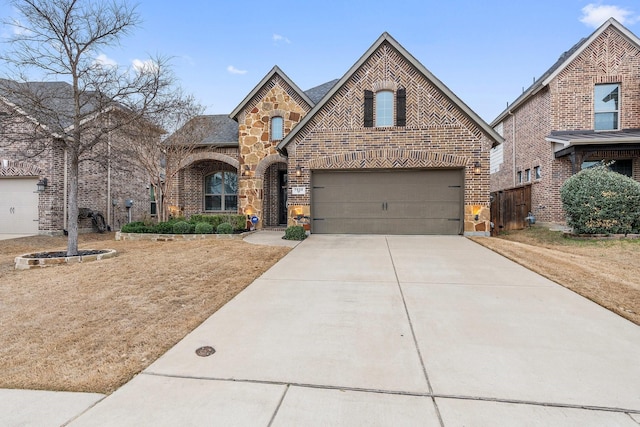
[561,164,640,234]
[194,222,214,234]
[172,221,193,234]
[216,222,233,234]
[284,225,307,240]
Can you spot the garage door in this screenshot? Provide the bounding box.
[0,178,39,234]
[312,169,463,235]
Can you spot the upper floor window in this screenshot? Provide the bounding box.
[375,91,393,127]
[205,171,238,212]
[525,169,531,182]
[271,116,284,141]
[517,170,522,184]
[594,84,619,131]
[364,88,406,128]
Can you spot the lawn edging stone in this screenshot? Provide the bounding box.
[14,249,117,270]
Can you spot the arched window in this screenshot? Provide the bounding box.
[204,171,238,211]
[375,91,393,127]
[271,116,284,141]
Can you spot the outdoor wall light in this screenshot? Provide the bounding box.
[243,165,250,176]
[473,161,482,174]
[36,177,48,192]
[295,165,302,177]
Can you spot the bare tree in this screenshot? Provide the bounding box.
[125,102,212,222]
[0,0,199,255]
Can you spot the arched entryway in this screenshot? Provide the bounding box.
[262,161,288,227]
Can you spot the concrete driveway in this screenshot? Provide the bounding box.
[65,235,640,426]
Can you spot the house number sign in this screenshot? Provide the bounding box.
[291,187,306,195]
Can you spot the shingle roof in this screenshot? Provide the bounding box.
[167,115,238,146]
[546,129,640,144]
[304,79,339,104]
[0,80,105,131]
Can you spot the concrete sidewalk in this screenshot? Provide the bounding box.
[8,234,640,426]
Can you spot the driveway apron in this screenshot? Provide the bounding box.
[69,235,640,426]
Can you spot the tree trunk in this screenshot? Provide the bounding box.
[67,149,79,256]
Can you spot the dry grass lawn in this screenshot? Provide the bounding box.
[471,226,640,326]
[0,233,290,394]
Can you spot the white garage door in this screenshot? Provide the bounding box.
[0,178,39,234]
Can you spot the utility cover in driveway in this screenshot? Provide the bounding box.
[311,169,463,234]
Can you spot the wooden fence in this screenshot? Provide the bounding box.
[490,185,532,236]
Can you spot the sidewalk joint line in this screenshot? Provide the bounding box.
[267,384,289,427]
[141,372,640,415]
[384,237,444,426]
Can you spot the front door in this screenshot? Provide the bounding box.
[278,170,287,225]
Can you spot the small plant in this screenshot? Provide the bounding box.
[284,225,307,240]
[172,221,193,234]
[194,222,214,234]
[216,222,233,234]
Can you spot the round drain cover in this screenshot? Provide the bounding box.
[195,346,216,357]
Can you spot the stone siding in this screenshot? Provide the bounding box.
[235,75,311,225]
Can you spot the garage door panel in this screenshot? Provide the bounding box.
[311,169,463,235]
[0,178,39,234]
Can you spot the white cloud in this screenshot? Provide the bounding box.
[227,65,247,75]
[273,34,291,44]
[133,58,159,74]
[580,3,638,28]
[94,53,118,68]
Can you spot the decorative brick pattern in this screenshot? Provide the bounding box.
[286,40,492,233]
[492,25,640,224]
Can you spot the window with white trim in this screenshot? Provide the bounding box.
[271,116,284,141]
[375,90,393,127]
[594,83,619,131]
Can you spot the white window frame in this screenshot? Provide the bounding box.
[375,90,393,127]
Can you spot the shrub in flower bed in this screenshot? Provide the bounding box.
[120,214,247,234]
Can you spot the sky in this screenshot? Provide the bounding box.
[1,0,639,123]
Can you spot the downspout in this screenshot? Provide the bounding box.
[107,131,111,229]
[63,147,68,231]
[508,110,516,187]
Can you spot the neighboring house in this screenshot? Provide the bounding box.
[0,81,152,235]
[170,32,501,235]
[490,18,640,225]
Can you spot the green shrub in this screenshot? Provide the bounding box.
[121,222,151,233]
[561,164,640,234]
[194,222,214,234]
[284,225,307,240]
[216,222,233,234]
[172,221,193,234]
[153,221,175,234]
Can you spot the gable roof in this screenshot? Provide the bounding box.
[278,32,502,152]
[0,80,106,133]
[491,18,640,127]
[165,115,238,146]
[229,66,314,120]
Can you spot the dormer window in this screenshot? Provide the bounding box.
[594,84,619,131]
[271,116,284,141]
